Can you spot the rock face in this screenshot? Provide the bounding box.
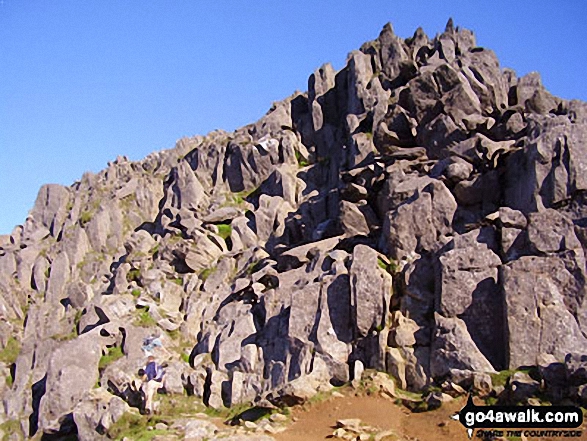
[2,19,587,439]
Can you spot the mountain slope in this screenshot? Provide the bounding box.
[1,20,587,440]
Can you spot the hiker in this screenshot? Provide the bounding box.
[142,333,163,357]
[141,355,164,414]
[142,332,171,359]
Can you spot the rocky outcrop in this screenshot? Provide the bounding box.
[1,19,587,439]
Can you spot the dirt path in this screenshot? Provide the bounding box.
[275,394,471,441]
[273,393,587,441]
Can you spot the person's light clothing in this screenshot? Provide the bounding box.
[142,337,162,356]
[142,379,160,413]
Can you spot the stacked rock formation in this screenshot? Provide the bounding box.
[1,20,587,439]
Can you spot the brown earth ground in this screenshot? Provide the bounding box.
[273,393,587,441]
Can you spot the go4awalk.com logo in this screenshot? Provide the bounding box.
[453,396,584,439]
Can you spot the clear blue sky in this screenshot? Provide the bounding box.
[0,1,585,234]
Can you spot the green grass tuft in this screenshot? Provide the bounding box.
[106,411,171,441]
[53,329,78,342]
[200,267,214,282]
[79,210,92,226]
[224,187,257,208]
[135,309,157,328]
[484,396,498,406]
[0,419,22,440]
[158,394,204,417]
[490,370,515,387]
[216,223,232,240]
[127,268,141,283]
[388,260,400,274]
[245,261,262,275]
[170,277,183,286]
[0,337,20,364]
[490,368,532,388]
[295,151,309,167]
[99,346,124,370]
[377,257,388,271]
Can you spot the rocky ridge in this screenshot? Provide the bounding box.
[1,19,587,440]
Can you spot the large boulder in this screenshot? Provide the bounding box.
[430,314,495,378]
[503,256,587,369]
[438,228,504,369]
[29,184,71,238]
[73,388,129,441]
[382,179,457,260]
[38,328,117,434]
[349,245,392,338]
[505,102,587,213]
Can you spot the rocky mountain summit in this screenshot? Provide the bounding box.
[2,20,587,440]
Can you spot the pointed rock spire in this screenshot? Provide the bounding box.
[380,22,395,38]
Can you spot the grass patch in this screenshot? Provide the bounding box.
[200,267,214,282]
[245,261,262,275]
[391,260,401,274]
[490,370,514,387]
[224,187,257,207]
[203,406,225,418]
[74,309,84,327]
[167,329,180,341]
[395,388,423,401]
[131,288,141,298]
[99,346,124,370]
[79,210,92,227]
[307,391,331,405]
[20,302,30,318]
[216,223,232,240]
[0,337,20,364]
[490,367,539,386]
[377,256,400,275]
[295,150,309,167]
[106,411,169,441]
[425,385,442,394]
[377,257,388,271]
[159,394,204,417]
[167,233,183,244]
[389,260,400,274]
[53,329,78,342]
[127,268,141,283]
[299,385,350,408]
[170,277,183,286]
[0,419,22,440]
[484,396,498,406]
[226,403,254,420]
[490,368,531,388]
[135,309,157,328]
[233,194,246,205]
